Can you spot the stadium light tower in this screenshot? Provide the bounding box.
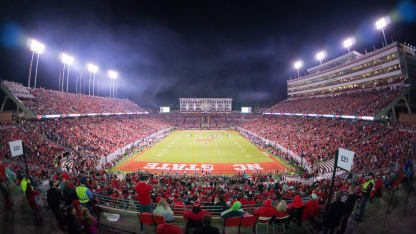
[60,53,74,92]
[343,37,355,53]
[316,51,326,65]
[87,63,99,96]
[27,39,45,88]
[293,60,303,78]
[108,70,118,98]
[375,16,390,47]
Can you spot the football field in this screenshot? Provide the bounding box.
[112,130,289,174]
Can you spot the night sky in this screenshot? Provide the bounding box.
[1,0,415,109]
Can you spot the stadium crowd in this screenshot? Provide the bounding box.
[267,86,404,116]
[3,81,145,115]
[0,150,412,234]
[0,81,415,233]
[238,116,384,165]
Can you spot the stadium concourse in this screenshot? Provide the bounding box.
[0,81,415,234]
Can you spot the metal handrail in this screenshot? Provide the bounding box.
[94,193,318,216]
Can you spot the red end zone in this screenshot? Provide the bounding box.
[115,153,287,174]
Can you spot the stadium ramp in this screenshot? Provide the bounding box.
[1,81,36,118]
[374,86,412,121]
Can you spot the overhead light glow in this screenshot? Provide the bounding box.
[294,60,303,69]
[87,63,99,73]
[343,37,355,48]
[108,70,118,79]
[29,39,45,54]
[375,16,390,30]
[61,53,74,65]
[316,51,326,61]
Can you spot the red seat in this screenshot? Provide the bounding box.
[256,216,273,233]
[241,215,257,233]
[154,215,165,225]
[223,217,242,234]
[138,212,155,231]
[241,215,257,227]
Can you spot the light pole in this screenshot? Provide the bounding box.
[59,63,65,91]
[343,37,355,53]
[108,70,118,98]
[75,73,79,94]
[316,51,326,65]
[375,16,390,46]
[60,53,74,93]
[78,72,83,94]
[87,64,98,96]
[294,60,303,78]
[27,39,45,88]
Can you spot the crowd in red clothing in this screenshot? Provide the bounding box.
[3,81,145,115]
[267,86,404,116]
[239,116,383,165]
[350,127,416,173]
[0,124,66,169]
[30,115,170,158]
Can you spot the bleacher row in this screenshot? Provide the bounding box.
[2,81,145,115]
[267,86,405,117]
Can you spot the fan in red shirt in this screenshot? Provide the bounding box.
[135,177,153,212]
[253,199,278,217]
[183,201,211,221]
[156,222,183,234]
[302,193,320,221]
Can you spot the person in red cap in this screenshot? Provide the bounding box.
[183,201,211,221]
[288,195,303,209]
[253,199,278,217]
[183,201,211,232]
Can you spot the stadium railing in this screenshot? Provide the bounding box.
[94,193,322,217]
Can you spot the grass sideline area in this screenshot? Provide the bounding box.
[111,130,291,175]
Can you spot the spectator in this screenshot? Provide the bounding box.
[135,177,153,212]
[193,214,220,234]
[25,182,43,223]
[156,218,183,234]
[288,194,303,209]
[47,180,64,227]
[63,180,78,206]
[65,206,83,234]
[183,201,211,232]
[0,178,12,211]
[339,186,357,234]
[253,199,278,217]
[276,200,289,218]
[322,192,344,234]
[221,201,244,219]
[302,193,320,222]
[153,198,174,222]
[356,173,374,221]
[81,207,98,234]
[76,177,94,212]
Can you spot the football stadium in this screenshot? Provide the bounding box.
[0,1,415,234]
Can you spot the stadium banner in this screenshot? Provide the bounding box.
[37,111,150,119]
[337,148,354,171]
[9,140,23,157]
[263,112,374,121]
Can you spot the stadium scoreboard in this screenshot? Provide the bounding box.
[179,98,232,112]
[241,107,252,113]
[160,106,170,113]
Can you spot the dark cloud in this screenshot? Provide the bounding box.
[0,0,414,109]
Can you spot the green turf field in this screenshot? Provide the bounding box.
[135,130,273,163]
